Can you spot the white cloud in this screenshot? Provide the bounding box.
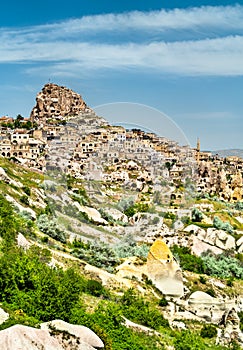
[0,5,243,42]
[1,5,243,77]
[1,35,243,77]
[2,4,243,40]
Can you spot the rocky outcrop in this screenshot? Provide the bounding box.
[0,322,104,350]
[73,202,108,225]
[0,325,63,350]
[30,83,91,124]
[184,225,236,255]
[217,308,243,347]
[41,319,104,349]
[147,239,184,297]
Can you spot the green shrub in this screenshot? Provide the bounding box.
[201,252,243,279]
[86,279,106,297]
[171,245,205,274]
[22,186,31,196]
[20,195,29,205]
[158,296,168,307]
[200,324,217,338]
[191,208,203,222]
[72,240,119,272]
[37,214,67,243]
[199,275,207,284]
[213,216,233,234]
[121,288,169,330]
[151,216,160,225]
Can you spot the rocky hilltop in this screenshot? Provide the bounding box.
[30,83,92,124]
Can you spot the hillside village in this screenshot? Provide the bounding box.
[0,83,242,204]
[0,83,243,349]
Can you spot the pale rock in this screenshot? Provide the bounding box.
[236,236,243,247]
[0,167,22,188]
[205,228,217,245]
[216,229,228,241]
[0,308,9,325]
[171,320,187,330]
[31,83,90,124]
[238,243,243,253]
[188,291,215,305]
[73,202,108,225]
[0,325,63,350]
[215,231,235,250]
[103,207,128,223]
[41,319,104,349]
[85,263,133,289]
[116,257,147,281]
[196,227,207,241]
[191,236,222,256]
[173,220,184,230]
[17,233,31,250]
[184,224,202,234]
[5,194,36,219]
[122,316,160,336]
[201,215,213,225]
[236,216,243,224]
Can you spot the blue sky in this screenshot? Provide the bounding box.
[0,0,243,150]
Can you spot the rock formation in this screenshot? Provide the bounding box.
[147,239,184,297]
[30,83,91,124]
[0,325,63,350]
[0,321,104,350]
[41,319,104,349]
[217,308,243,347]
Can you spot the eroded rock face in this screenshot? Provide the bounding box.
[31,83,91,124]
[147,239,183,297]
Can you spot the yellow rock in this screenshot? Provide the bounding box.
[148,239,173,261]
[147,239,183,297]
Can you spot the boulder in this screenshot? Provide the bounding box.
[41,320,104,349]
[191,236,222,256]
[188,291,215,305]
[215,232,235,250]
[0,325,63,350]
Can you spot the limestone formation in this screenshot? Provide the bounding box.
[147,239,183,297]
[30,83,91,124]
[0,322,104,350]
[41,320,104,349]
[0,325,63,350]
[186,292,235,323]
